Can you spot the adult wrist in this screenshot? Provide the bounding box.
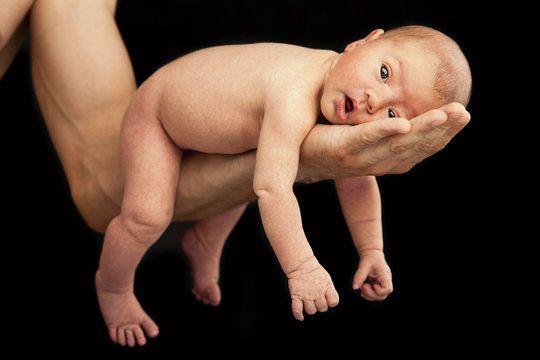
[297,124,341,184]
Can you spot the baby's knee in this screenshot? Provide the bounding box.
[121,205,173,244]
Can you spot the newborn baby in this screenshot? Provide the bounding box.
[95,25,472,346]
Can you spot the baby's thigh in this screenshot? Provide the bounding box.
[120,96,184,223]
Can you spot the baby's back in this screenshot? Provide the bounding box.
[142,43,332,154]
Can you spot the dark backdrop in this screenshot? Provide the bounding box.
[2,0,524,356]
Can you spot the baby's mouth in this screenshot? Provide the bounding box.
[337,95,355,122]
[345,96,354,113]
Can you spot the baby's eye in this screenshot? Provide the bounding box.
[388,109,396,118]
[380,64,389,83]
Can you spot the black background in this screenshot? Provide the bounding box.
[2,0,528,356]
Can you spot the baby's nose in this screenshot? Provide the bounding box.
[365,89,378,114]
[366,89,385,114]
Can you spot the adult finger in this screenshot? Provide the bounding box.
[410,104,469,153]
[428,103,471,151]
[362,109,446,175]
[387,108,449,154]
[394,105,470,172]
[345,117,412,153]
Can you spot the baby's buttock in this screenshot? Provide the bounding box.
[164,119,259,154]
[163,113,261,154]
[142,58,264,154]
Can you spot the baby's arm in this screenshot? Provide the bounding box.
[254,100,339,321]
[335,176,393,300]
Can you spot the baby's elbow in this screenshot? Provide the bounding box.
[254,183,292,203]
[254,184,273,201]
[253,176,271,200]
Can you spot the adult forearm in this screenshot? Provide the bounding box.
[171,151,257,221]
[171,116,415,220]
[171,126,345,221]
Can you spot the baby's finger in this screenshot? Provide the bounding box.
[291,298,304,321]
[326,286,340,308]
[315,296,328,312]
[352,263,371,290]
[372,283,391,300]
[377,276,393,296]
[360,283,378,301]
[304,300,317,315]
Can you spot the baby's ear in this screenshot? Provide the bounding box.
[345,29,384,52]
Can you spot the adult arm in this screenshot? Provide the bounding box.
[0,0,34,78]
[173,103,470,221]
[26,0,469,231]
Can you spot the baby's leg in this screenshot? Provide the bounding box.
[181,204,247,306]
[96,91,182,346]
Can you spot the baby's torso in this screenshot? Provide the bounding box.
[144,43,333,154]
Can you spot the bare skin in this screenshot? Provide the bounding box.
[98,28,467,344]
[0,0,33,49]
[2,0,470,347]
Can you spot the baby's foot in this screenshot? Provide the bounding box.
[181,226,223,306]
[95,272,159,347]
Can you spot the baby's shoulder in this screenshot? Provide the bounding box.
[254,44,334,98]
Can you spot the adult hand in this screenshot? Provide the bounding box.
[299,102,470,182]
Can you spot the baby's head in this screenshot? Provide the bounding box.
[320,25,472,125]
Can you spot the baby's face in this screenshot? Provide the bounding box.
[321,33,442,125]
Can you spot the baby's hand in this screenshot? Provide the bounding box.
[286,257,339,321]
[353,249,393,301]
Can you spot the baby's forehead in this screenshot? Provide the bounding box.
[388,41,444,114]
[381,39,439,78]
[384,37,438,61]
